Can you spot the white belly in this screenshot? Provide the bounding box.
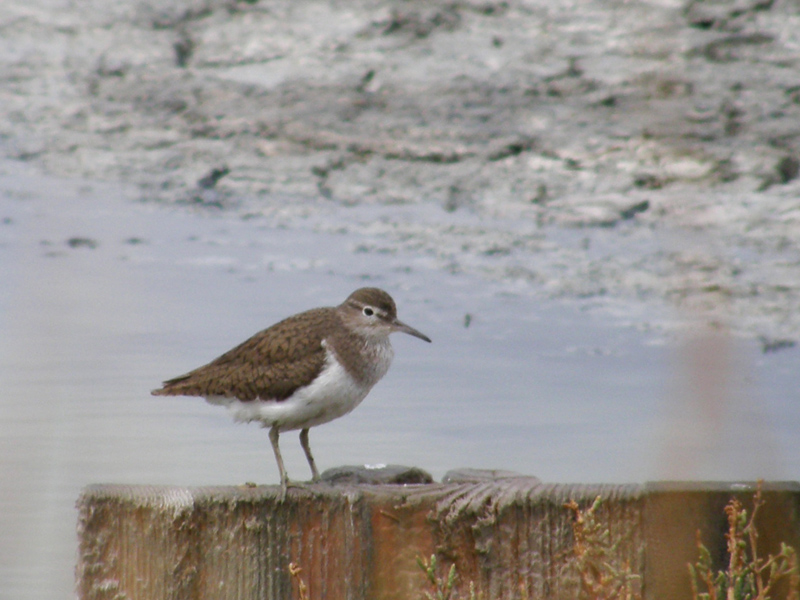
[206,340,393,431]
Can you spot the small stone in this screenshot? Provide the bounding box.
[776,155,799,184]
[321,464,433,485]
[66,237,98,249]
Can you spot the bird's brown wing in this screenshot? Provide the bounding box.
[151,307,335,401]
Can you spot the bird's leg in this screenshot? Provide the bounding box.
[268,425,289,499]
[299,428,321,482]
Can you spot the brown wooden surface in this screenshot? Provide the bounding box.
[76,479,800,600]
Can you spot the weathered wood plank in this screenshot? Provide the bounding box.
[76,478,800,600]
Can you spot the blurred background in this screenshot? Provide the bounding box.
[1,0,799,598]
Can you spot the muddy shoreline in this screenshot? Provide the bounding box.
[2,0,800,342]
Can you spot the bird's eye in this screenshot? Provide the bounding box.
[363,307,374,317]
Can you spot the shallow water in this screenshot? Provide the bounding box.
[0,160,797,599]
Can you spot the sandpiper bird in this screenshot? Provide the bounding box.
[152,287,431,495]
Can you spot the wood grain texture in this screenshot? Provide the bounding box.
[76,480,800,600]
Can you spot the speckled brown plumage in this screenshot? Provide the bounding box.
[150,287,426,403]
[152,307,337,401]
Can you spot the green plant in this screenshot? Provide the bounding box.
[416,554,486,600]
[417,554,459,600]
[689,480,799,600]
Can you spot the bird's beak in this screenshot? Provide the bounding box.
[393,319,432,343]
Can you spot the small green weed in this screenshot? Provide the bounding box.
[416,554,486,600]
[689,480,799,600]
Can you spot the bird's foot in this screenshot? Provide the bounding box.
[281,477,327,500]
[278,478,308,500]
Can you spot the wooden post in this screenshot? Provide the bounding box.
[76,478,800,600]
[643,481,800,599]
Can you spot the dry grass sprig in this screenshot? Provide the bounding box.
[289,562,310,600]
[565,496,642,600]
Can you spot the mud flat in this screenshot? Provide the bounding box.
[2,0,800,341]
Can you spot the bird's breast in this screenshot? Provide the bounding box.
[334,337,394,388]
